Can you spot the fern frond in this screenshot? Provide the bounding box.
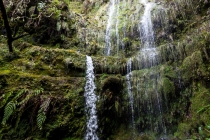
[0,90,13,108]
[40,98,51,112]
[17,88,43,106]
[17,94,33,106]
[37,112,46,130]
[14,88,28,100]
[37,98,51,130]
[33,88,44,96]
[197,105,210,114]
[2,101,16,125]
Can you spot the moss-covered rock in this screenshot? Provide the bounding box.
[0,0,210,139]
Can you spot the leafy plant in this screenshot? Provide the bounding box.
[198,125,210,139]
[2,101,16,125]
[37,98,51,130]
[197,105,210,114]
[37,112,47,130]
[1,88,44,125]
[0,90,14,108]
[34,88,44,96]
[14,88,28,100]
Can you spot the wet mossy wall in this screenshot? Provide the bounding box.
[0,0,210,139]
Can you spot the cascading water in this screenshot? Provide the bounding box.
[102,0,167,137]
[115,0,120,55]
[137,0,166,135]
[105,0,129,56]
[121,0,128,50]
[139,0,158,68]
[84,56,99,140]
[105,0,116,56]
[126,58,135,131]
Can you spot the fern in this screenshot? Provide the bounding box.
[15,87,44,129]
[37,98,51,130]
[0,90,13,108]
[37,112,46,130]
[17,88,43,106]
[1,88,44,127]
[197,105,210,114]
[14,88,28,100]
[34,88,44,96]
[2,101,16,125]
[40,98,51,112]
[17,94,33,106]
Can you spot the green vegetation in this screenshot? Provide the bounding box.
[0,0,210,139]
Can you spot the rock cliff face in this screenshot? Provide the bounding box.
[0,0,210,139]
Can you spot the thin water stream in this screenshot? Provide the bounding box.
[126,58,135,131]
[138,0,166,135]
[105,0,116,56]
[84,56,99,140]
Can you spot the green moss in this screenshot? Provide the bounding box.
[162,77,175,98]
[99,73,108,81]
[174,123,192,139]
[0,0,210,138]
[160,65,176,78]
[182,51,204,80]
[174,83,210,139]
[102,75,123,94]
[191,85,210,124]
[0,70,11,75]
[0,70,85,139]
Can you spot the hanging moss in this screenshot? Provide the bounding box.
[160,65,176,79]
[102,75,123,94]
[0,0,210,139]
[162,77,175,99]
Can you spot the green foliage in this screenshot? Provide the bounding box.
[37,112,47,130]
[14,89,28,100]
[2,101,16,125]
[198,125,210,139]
[102,76,123,94]
[160,65,176,78]
[34,88,44,96]
[37,98,51,130]
[182,51,203,69]
[162,77,175,96]
[38,2,46,10]
[1,87,44,127]
[0,0,210,139]
[197,105,210,114]
[182,51,204,80]
[57,21,62,31]
[100,73,108,81]
[122,37,130,44]
[0,90,13,108]
[47,0,62,19]
[174,123,191,139]
[52,0,60,5]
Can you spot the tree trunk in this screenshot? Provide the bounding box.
[0,0,13,52]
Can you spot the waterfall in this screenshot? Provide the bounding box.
[139,1,158,68]
[122,0,127,50]
[126,58,135,131]
[102,0,167,137]
[105,0,116,56]
[115,0,120,55]
[84,56,99,140]
[137,0,166,135]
